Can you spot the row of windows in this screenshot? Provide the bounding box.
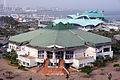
[38,50,44,58]
[23,62,29,66]
[65,51,74,59]
[98,48,110,53]
[79,62,91,67]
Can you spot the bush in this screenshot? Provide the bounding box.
[113,64,120,67]
[86,74,91,78]
[80,66,92,75]
[18,65,27,71]
[9,60,19,67]
[92,56,106,67]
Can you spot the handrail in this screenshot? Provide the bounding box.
[63,67,69,74]
[36,66,44,72]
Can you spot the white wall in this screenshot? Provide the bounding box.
[72,58,95,69]
[85,47,97,60]
[8,42,38,57]
[74,48,86,58]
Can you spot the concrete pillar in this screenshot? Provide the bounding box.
[63,51,66,60]
[53,51,56,66]
[110,46,112,51]
[44,51,47,59]
[53,52,56,60]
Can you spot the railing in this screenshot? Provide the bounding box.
[63,67,69,74]
[36,66,44,73]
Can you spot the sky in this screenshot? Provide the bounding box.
[5,0,120,11]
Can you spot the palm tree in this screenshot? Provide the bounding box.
[107,73,112,80]
[5,71,13,79]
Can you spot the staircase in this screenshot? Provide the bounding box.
[36,59,69,75]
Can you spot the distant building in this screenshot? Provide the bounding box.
[7,23,113,75]
[82,10,107,21]
[53,13,104,31]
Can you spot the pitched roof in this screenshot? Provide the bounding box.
[9,22,111,48]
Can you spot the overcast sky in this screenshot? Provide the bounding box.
[5,0,120,11]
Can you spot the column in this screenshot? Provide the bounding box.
[53,51,56,66]
[44,51,47,59]
[53,52,56,60]
[63,51,66,60]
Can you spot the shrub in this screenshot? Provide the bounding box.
[92,56,106,67]
[113,64,120,67]
[9,60,19,67]
[80,66,92,75]
[18,65,27,71]
[86,74,91,78]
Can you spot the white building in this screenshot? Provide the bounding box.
[7,22,113,75]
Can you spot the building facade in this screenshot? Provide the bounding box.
[7,22,113,75]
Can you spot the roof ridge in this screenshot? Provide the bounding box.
[68,30,85,41]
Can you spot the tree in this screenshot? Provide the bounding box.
[10,50,18,61]
[107,73,112,80]
[5,71,13,78]
[66,74,69,80]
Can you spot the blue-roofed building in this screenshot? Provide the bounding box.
[83,10,107,20]
[53,13,104,31]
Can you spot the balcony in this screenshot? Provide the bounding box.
[96,51,113,57]
[17,55,35,62]
[64,59,73,63]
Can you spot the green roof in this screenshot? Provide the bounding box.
[10,22,111,48]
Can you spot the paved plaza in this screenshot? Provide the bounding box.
[0,58,120,80]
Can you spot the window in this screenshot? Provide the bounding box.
[27,63,29,66]
[103,48,110,52]
[65,51,74,59]
[79,64,83,67]
[28,52,30,55]
[98,50,102,53]
[23,62,25,65]
[38,50,44,58]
